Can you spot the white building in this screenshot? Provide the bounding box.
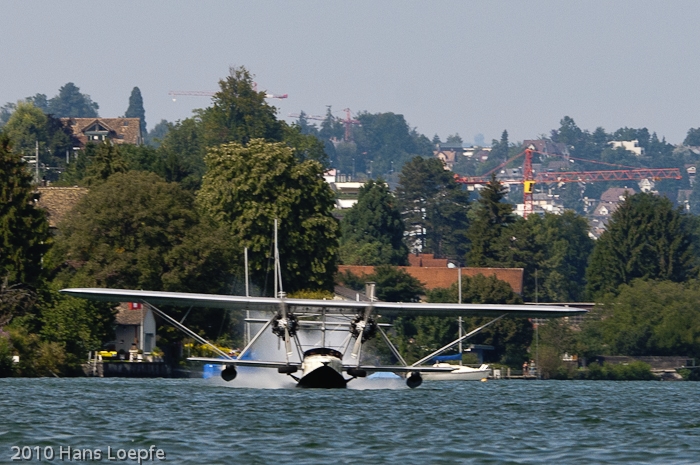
[609,140,644,156]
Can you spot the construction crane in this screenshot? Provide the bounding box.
[454,148,682,218]
[168,88,288,101]
[288,108,361,142]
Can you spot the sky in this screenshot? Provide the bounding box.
[3,1,700,145]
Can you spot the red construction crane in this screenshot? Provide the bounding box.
[454,149,682,218]
[341,108,361,142]
[288,109,361,142]
[168,87,288,100]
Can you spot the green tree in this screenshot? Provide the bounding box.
[339,179,408,265]
[145,119,170,148]
[396,156,470,259]
[584,279,700,359]
[48,171,236,293]
[200,66,283,147]
[414,274,528,365]
[366,264,425,302]
[586,193,698,297]
[684,128,700,147]
[47,82,99,117]
[196,139,339,292]
[498,211,593,302]
[154,117,206,190]
[0,136,50,286]
[125,86,147,135]
[466,175,514,266]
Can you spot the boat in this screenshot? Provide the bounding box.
[422,363,491,381]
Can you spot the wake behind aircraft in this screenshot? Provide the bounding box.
[60,287,587,389]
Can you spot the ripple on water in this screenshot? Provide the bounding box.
[2,378,700,464]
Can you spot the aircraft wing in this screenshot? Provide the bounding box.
[60,288,587,318]
[188,357,301,368]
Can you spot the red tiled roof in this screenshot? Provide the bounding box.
[338,265,524,294]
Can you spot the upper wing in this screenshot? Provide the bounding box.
[60,288,587,318]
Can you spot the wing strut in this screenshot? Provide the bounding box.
[146,302,233,360]
[411,314,506,367]
[377,325,408,367]
[238,312,277,360]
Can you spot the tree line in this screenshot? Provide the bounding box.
[3,66,700,375]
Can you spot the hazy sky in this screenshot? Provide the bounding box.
[3,1,700,144]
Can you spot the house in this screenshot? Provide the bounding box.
[61,117,143,148]
[434,143,464,170]
[609,140,644,156]
[600,187,636,203]
[114,302,157,355]
[34,186,89,228]
[522,139,570,158]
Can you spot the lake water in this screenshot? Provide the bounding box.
[1,376,699,464]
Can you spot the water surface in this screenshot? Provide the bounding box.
[1,377,698,464]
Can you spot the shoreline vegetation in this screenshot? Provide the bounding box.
[3,68,700,379]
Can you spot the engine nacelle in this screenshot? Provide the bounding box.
[346,367,368,378]
[221,365,237,382]
[406,371,422,389]
[278,365,298,374]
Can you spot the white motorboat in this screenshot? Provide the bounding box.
[422,363,491,381]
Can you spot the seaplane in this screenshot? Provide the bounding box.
[61,224,587,389]
[60,284,586,389]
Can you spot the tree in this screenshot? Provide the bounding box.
[48,171,236,294]
[366,265,425,302]
[196,139,339,292]
[583,279,700,359]
[416,274,528,366]
[466,175,514,266]
[586,193,698,297]
[125,87,147,135]
[339,179,408,265]
[200,66,283,147]
[396,156,470,259]
[154,117,206,190]
[145,119,170,148]
[60,142,129,186]
[684,127,700,147]
[498,211,593,302]
[47,82,99,117]
[0,135,50,286]
[2,101,76,175]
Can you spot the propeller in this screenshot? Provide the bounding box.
[351,305,373,359]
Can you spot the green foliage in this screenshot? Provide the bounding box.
[196,139,339,292]
[125,87,146,135]
[47,82,99,118]
[396,156,470,259]
[418,273,529,366]
[586,193,698,297]
[0,335,15,377]
[200,66,283,147]
[38,287,115,363]
[340,179,407,265]
[499,211,593,302]
[584,361,655,380]
[365,264,425,302]
[684,128,700,147]
[145,119,170,148]
[59,142,129,186]
[584,280,700,359]
[466,175,514,267]
[49,171,236,293]
[153,117,206,190]
[0,136,50,286]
